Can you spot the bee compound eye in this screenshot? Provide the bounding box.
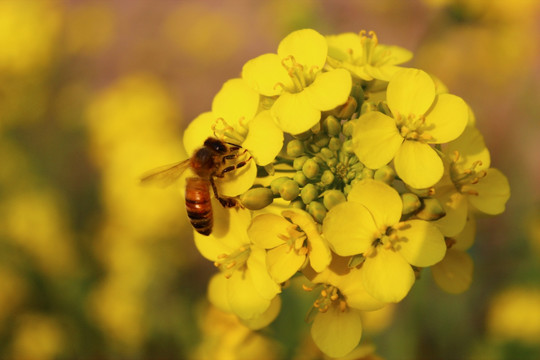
[204,137,228,153]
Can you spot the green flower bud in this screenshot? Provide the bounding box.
[293,155,309,170]
[323,190,346,210]
[313,133,330,148]
[270,176,291,195]
[401,192,421,215]
[286,139,305,157]
[337,96,357,119]
[407,186,435,198]
[343,184,352,196]
[293,171,308,186]
[341,139,354,154]
[308,144,320,153]
[319,147,334,160]
[361,168,374,179]
[328,137,341,151]
[307,201,327,224]
[279,179,300,201]
[374,165,396,185]
[342,121,355,137]
[290,199,305,210]
[416,198,446,221]
[360,101,377,115]
[323,115,341,136]
[348,254,365,268]
[302,158,320,179]
[240,187,274,210]
[326,158,338,167]
[301,183,318,204]
[321,170,335,186]
[350,83,364,107]
[377,101,392,117]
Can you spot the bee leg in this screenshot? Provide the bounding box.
[210,176,243,208]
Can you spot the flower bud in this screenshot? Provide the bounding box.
[321,170,335,186]
[293,171,308,186]
[270,176,291,195]
[337,96,357,119]
[350,83,364,107]
[401,192,421,215]
[313,133,330,148]
[302,158,320,179]
[361,168,374,179]
[416,198,446,221]
[290,199,305,210]
[307,201,327,223]
[279,179,300,201]
[323,115,341,136]
[286,139,305,157]
[377,101,391,116]
[328,137,341,151]
[360,101,377,115]
[342,121,355,137]
[319,147,334,160]
[323,190,346,210]
[341,139,354,154]
[374,165,396,185]
[293,155,309,170]
[301,183,318,204]
[240,187,274,210]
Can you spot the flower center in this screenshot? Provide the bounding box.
[277,222,308,256]
[449,151,486,196]
[395,113,432,142]
[312,285,348,313]
[214,246,251,278]
[212,116,249,144]
[279,55,318,93]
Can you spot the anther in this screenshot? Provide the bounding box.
[226,261,236,269]
[302,284,313,292]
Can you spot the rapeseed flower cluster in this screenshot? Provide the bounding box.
[154,29,510,357]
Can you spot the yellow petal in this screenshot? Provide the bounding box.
[242,110,284,166]
[352,111,403,169]
[361,247,415,303]
[394,219,446,267]
[387,68,435,116]
[326,33,363,62]
[304,69,351,111]
[242,53,293,96]
[227,269,272,320]
[433,191,468,237]
[248,213,290,249]
[311,305,363,358]
[466,168,510,215]
[347,179,402,230]
[338,268,387,311]
[217,157,257,197]
[431,249,473,294]
[266,244,306,283]
[247,245,281,299]
[241,296,281,330]
[211,78,259,126]
[374,44,413,65]
[323,202,378,256]
[454,216,476,251]
[183,112,215,155]
[444,125,491,170]
[424,94,468,144]
[207,273,232,313]
[277,28,327,70]
[271,91,320,135]
[394,141,443,189]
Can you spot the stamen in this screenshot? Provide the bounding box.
[302,284,313,291]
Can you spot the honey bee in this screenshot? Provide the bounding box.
[141,137,251,236]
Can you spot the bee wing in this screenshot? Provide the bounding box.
[140,159,191,188]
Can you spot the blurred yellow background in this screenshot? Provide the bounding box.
[0,0,539,359]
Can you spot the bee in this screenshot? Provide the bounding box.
[141,137,251,236]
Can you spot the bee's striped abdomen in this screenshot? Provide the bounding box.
[185,177,213,235]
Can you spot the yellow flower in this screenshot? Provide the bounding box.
[194,206,281,320]
[242,29,352,135]
[247,209,331,283]
[323,179,446,302]
[352,68,468,189]
[303,255,386,358]
[183,78,283,197]
[326,30,413,81]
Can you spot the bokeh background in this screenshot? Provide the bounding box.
[0,0,539,359]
